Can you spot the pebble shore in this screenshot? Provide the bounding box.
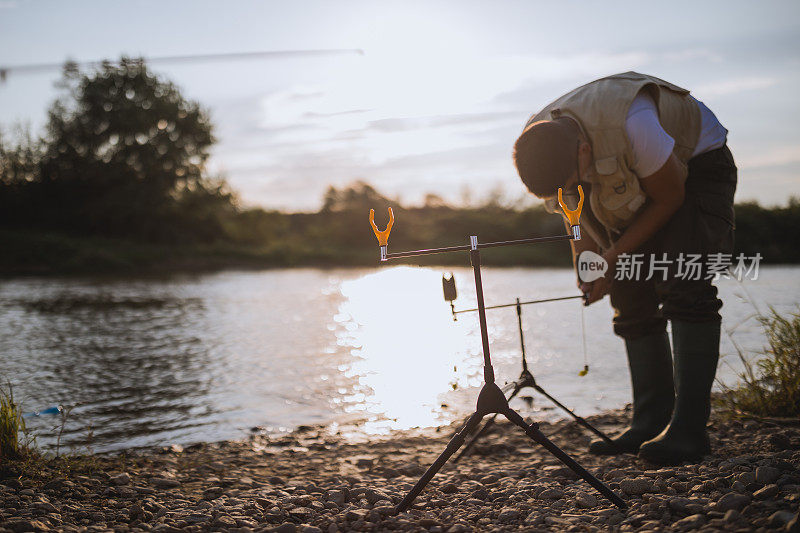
[2,408,799,532]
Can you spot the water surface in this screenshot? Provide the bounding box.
[2,266,796,452]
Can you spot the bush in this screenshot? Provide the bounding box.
[720,309,800,417]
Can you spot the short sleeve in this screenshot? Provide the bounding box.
[625,93,675,178]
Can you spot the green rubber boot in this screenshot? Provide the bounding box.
[638,320,720,465]
[589,332,675,455]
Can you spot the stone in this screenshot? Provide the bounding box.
[301,526,322,533]
[3,479,23,489]
[668,497,692,514]
[440,483,458,494]
[34,502,56,513]
[271,524,297,533]
[723,509,740,522]
[754,484,779,500]
[768,432,792,450]
[214,515,237,527]
[5,520,34,533]
[544,516,570,527]
[497,507,520,522]
[673,514,706,530]
[755,466,781,485]
[150,477,181,489]
[730,480,746,492]
[575,491,598,508]
[110,472,131,486]
[446,525,467,533]
[714,492,750,512]
[355,457,373,468]
[620,477,653,495]
[538,487,565,499]
[786,513,799,532]
[470,487,489,500]
[363,488,391,504]
[288,508,312,521]
[326,489,347,506]
[345,509,367,522]
[769,510,795,528]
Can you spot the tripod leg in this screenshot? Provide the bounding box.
[395,411,483,513]
[453,415,497,464]
[454,386,523,463]
[504,408,627,510]
[534,385,616,446]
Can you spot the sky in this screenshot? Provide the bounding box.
[1,0,799,211]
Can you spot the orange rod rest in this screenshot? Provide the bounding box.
[369,207,394,246]
[557,185,584,227]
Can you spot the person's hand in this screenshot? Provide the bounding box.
[580,251,617,305]
[580,277,611,305]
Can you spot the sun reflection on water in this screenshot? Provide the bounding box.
[334,266,480,434]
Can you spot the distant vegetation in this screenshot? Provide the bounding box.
[1,58,799,274]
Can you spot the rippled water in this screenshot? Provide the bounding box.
[2,266,797,453]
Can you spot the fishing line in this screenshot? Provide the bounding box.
[579,299,589,376]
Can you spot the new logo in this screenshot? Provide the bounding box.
[578,251,608,282]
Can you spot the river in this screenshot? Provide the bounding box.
[2,266,797,453]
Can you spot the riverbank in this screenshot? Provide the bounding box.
[2,407,798,532]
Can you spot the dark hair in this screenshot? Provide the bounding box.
[513,117,580,197]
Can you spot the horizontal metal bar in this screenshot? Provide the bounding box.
[383,233,573,260]
[385,244,472,259]
[476,234,573,249]
[454,294,584,314]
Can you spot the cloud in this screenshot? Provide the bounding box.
[661,49,724,63]
[736,144,800,169]
[302,109,371,119]
[695,76,779,97]
[366,111,519,133]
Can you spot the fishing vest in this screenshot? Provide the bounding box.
[530,72,701,249]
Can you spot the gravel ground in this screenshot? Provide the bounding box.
[1,408,799,532]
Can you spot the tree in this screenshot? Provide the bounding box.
[0,129,43,226]
[36,57,225,240]
[321,181,392,212]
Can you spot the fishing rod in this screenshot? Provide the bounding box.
[368,186,627,513]
[0,48,365,82]
[439,278,614,461]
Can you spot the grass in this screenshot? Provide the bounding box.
[0,382,26,461]
[719,308,800,418]
[0,381,106,483]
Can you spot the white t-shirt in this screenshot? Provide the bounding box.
[624,92,728,177]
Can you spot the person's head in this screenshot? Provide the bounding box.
[513,117,591,198]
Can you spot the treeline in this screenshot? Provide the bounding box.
[1,58,799,274]
[3,179,799,274]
